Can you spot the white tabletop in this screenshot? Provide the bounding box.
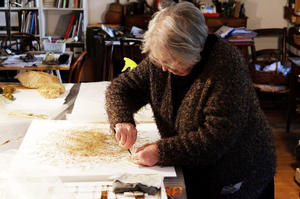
[0,81,171,199]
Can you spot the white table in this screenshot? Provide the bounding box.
[0,81,186,199]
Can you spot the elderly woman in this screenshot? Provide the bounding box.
[105,2,275,198]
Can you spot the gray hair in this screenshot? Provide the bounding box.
[141,1,208,69]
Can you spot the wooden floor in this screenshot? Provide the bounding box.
[263,108,300,198]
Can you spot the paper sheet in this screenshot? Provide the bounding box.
[0,83,73,120]
[67,82,155,123]
[1,54,44,68]
[0,84,74,152]
[16,120,176,179]
[0,119,31,152]
[1,53,66,68]
[0,151,168,199]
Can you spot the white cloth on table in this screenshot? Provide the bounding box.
[67,82,155,123]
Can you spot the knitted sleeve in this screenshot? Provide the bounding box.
[105,58,151,128]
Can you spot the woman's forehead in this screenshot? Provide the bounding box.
[153,49,175,62]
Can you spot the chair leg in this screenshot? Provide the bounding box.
[286,109,291,133]
[55,70,63,83]
[102,45,108,81]
[287,63,297,133]
[108,44,114,81]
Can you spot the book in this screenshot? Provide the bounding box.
[76,12,82,38]
[57,0,62,8]
[36,12,39,34]
[203,13,220,17]
[62,0,67,8]
[71,19,78,38]
[227,38,253,43]
[215,25,234,38]
[64,14,76,39]
[229,42,254,46]
[68,0,74,8]
[25,12,32,33]
[29,11,35,34]
[34,11,38,35]
[20,10,26,32]
[71,24,76,38]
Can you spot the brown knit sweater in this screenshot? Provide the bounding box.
[105,35,276,198]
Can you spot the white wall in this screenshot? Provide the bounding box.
[243,0,290,49]
[244,0,288,29]
[88,0,289,28]
[88,0,290,49]
[88,0,128,24]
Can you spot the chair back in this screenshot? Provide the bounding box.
[251,28,287,66]
[1,32,41,53]
[120,38,143,62]
[68,51,88,83]
[250,28,288,86]
[105,38,144,81]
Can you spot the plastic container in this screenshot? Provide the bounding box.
[43,40,66,53]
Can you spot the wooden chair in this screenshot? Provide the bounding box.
[286,58,300,133]
[286,27,300,133]
[104,38,143,81]
[120,38,143,63]
[116,38,144,76]
[68,51,88,83]
[249,28,290,105]
[1,32,40,53]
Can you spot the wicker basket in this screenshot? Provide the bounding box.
[251,62,288,85]
[251,70,287,85]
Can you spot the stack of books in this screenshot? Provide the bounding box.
[0,0,35,7]
[63,12,83,40]
[227,27,257,45]
[20,11,39,35]
[57,0,82,8]
[215,25,234,38]
[44,0,56,8]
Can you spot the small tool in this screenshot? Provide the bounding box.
[112,128,132,155]
[63,84,80,105]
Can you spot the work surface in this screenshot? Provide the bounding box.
[0,81,186,199]
[0,52,72,70]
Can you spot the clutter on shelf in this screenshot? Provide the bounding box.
[193,0,245,18]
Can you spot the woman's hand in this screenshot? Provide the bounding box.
[115,123,137,149]
[132,143,159,166]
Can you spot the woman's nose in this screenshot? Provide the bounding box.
[162,66,167,72]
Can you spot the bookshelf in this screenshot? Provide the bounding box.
[39,0,88,42]
[0,0,40,36]
[0,0,88,47]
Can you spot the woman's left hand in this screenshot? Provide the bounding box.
[132,143,159,166]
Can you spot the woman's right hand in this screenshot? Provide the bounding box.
[114,123,137,149]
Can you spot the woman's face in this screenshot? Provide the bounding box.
[161,61,193,76]
[157,53,194,76]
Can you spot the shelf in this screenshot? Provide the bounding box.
[43,8,84,11]
[205,17,248,33]
[0,0,88,51]
[0,7,38,10]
